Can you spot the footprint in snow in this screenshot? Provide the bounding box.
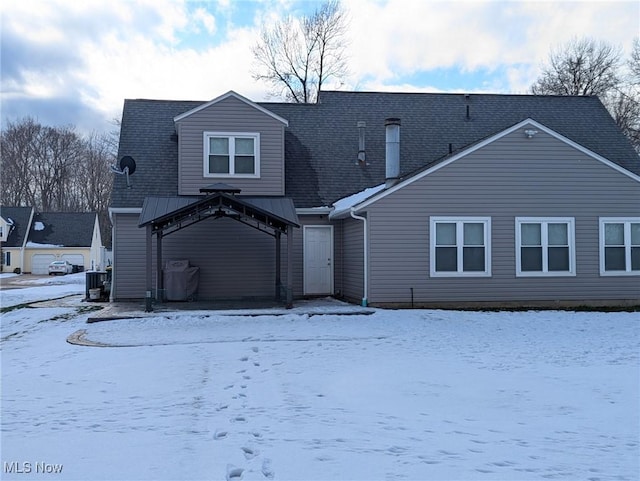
[261,459,274,479]
[240,356,249,362]
[241,446,259,460]
[231,416,247,424]
[214,430,228,440]
[252,347,259,353]
[226,465,244,481]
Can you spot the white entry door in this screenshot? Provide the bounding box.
[304,226,333,295]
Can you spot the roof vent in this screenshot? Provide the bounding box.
[357,121,367,165]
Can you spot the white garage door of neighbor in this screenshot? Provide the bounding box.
[62,254,84,267]
[32,254,56,275]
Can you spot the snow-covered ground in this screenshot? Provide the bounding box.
[1,273,639,480]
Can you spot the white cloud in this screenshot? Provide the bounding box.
[1,0,638,133]
[192,7,217,35]
[342,0,639,92]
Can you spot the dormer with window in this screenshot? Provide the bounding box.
[174,91,288,196]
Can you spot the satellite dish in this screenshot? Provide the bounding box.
[111,155,137,188]
[120,155,136,175]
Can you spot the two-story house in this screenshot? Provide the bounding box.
[110,90,640,309]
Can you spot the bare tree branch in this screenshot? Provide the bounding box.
[1,118,117,245]
[531,36,640,153]
[252,0,349,103]
[531,37,622,96]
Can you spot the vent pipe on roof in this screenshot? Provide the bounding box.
[385,118,401,188]
[357,121,366,165]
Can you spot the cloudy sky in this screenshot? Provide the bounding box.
[1,0,638,135]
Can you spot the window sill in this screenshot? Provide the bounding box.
[516,272,576,277]
[204,173,260,179]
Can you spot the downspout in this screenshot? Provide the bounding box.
[350,208,368,307]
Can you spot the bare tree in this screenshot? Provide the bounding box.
[79,132,116,246]
[531,37,640,153]
[629,38,640,80]
[531,37,622,96]
[0,118,40,206]
[1,117,116,244]
[252,0,348,103]
[615,38,640,152]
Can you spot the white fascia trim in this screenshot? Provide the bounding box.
[22,207,35,249]
[350,118,640,214]
[109,207,142,222]
[173,90,289,126]
[297,207,332,215]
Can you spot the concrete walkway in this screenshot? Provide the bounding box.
[86,297,375,323]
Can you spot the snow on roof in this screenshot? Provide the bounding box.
[330,184,385,218]
[26,242,63,248]
[34,221,45,231]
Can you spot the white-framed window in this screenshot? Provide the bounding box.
[430,217,491,277]
[515,217,575,276]
[203,132,260,177]
[599,218,640,275]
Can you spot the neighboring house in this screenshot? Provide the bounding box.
[110,90,640,308]
[25,212,103,274]
[0,206,34,273]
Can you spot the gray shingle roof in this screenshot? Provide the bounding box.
[0,206,33,247]
[112,91,640,209]
[27,212,97,247]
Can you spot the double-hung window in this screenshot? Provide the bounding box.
[204,132,260,177]
[515,217,575,276]
[600,218,640,275]
[430,217,491,277]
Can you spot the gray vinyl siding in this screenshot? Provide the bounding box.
[160,217,280,298]
[112,212,147,300]
[177,96,285,196]
[340,217,365,303]
[364,127,640,306]
[114,214,294,300]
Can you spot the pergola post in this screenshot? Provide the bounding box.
[156,231,164,302]
[286,225,293,308]
[275,230,281,301]
[145,225,153,312]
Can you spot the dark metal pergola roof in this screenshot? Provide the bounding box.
[139,192,299,237]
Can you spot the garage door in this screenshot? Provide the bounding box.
[31,254,56,275]
[62,254,84,267]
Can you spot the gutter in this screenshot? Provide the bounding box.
[349,208,368,307]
